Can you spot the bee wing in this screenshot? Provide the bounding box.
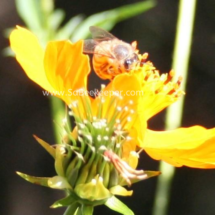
[83,39,114,58]
[83,39,99,54]
[89,26,116,41]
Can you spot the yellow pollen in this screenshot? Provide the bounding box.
[62,118,67,124]
[86,135,93,142]
[91,179,97,185]
[79,123,85,129]
[97,135,102,141]
[71,101,78,107]
[59,146,66,154]
[127,117,132,122]
[126,136,132,141]
[78,130,82,135]
[129,100,133,105]
[101,84,106,89]
[130,109,134,114]
[91,146,96,152]
[111,137,116,141]
[104,136,109,141]
[117,106,122,111]
[99,145,107,151]
[116,119,121,124]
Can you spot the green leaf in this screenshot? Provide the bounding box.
[2,47,14,57]
[71,0,156,41]
[105,196,134,215]
[56,14,84,40]
[41,0,54,15]
[50,194,77,208]
[49,9,65,31]
[15,0,44,31]
[16,171,50,187]
[33,135,55,158]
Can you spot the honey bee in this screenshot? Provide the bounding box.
[83,26,139,80]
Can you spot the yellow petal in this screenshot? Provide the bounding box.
[132,60,184,120]
[44,40,90,105]
[9,26,55,92]
[143,126,215,168]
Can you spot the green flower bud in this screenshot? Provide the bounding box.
[17,92,160,215]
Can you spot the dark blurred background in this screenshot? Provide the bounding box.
[1,0,215,215]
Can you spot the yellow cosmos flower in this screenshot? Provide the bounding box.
[10,26,215,214]
[10,26,215,170]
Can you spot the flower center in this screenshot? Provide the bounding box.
[62,86,144,187]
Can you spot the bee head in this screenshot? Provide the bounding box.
[124,53,139,70]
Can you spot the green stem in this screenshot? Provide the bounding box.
[63,202,80,215]
[152,1,197,215]
[50,96,66,144]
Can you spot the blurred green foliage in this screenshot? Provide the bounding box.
[15,0,155,43]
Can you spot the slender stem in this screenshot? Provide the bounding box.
[50,96,66,144]
[152,1,197,215]
[37,0,66,145]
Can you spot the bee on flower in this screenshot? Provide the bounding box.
[83,26,140,80]
[10,26,215,215]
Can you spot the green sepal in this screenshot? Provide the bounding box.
[63,122,77,146]
[81,204,94,215]
[66,156,79,177]
[48,176,72,190]
[63,202,80,215]
[105,196,134,215]
[33,135,55,158]
[55,144,73,177]
[50,193,77,208]
[67,166,80,188]
[75,163,90,186]
[109,185,133,196]
[16,171,50,187]
[74,175,111,201]
[108,167,118,188]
